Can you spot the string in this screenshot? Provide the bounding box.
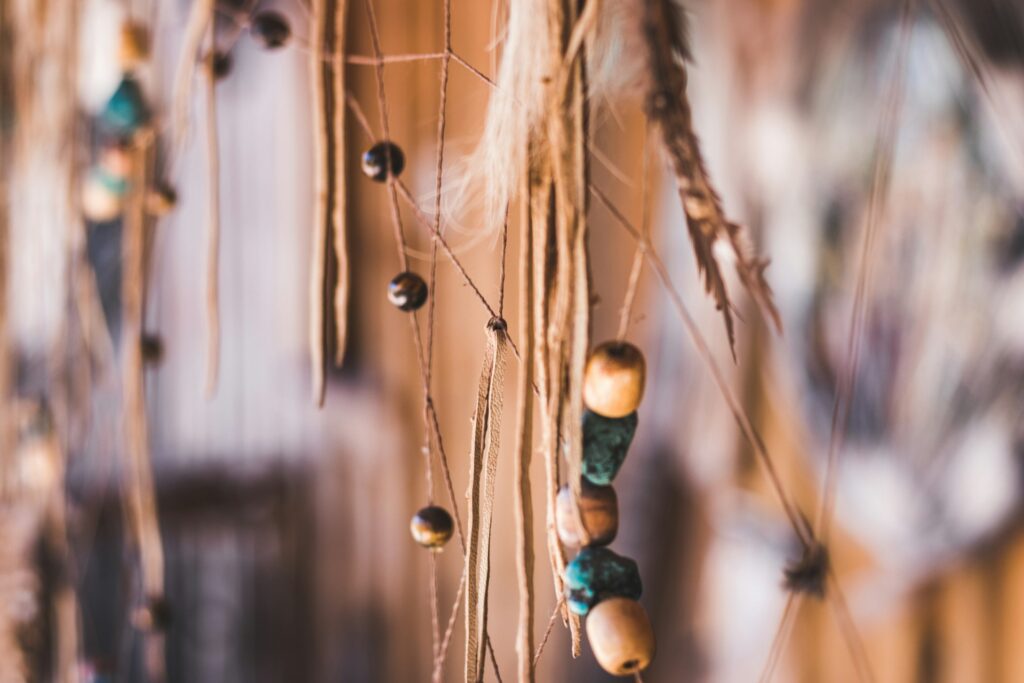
[814,0,913,543]
[827,570,877,683]
[616,122,650,341]
[758,592,802,683]
[532,600,563,667]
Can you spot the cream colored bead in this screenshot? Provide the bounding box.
[586,597,655,676]
[583,341,646,418]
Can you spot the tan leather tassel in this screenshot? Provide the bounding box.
[464,320,508,682]
[515,178,537,682]
[310,0,348,406]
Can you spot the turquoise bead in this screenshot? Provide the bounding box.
[100,75,148,137]
[565,547,642,616]
[91,167,128,195]
[581,410,637,485]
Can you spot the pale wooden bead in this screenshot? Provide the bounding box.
[82,174,124,222]
[583,341,646,418]
[118,21,151,69]
[586,598,655,676]
[556,483,618,547]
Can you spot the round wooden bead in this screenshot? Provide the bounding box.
[82,169,126,222]
[586,598,655,676]
[583,341,646,418]
[98,143,132,180]
[410,506,454,550]
[565,547,642,616]
[251,11,291,50]
[387,272,428,311]
[210,51,232,80]
[361,141,406,182]
[132,595,172,633]
[145,185,177,216]
[582,409,637,486]
[556,482,618,547]
[118,21,150,69]
[141,334,164,364]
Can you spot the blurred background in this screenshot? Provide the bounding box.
[3,0,1024,681]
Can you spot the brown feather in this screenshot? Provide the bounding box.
[642,0,781,356]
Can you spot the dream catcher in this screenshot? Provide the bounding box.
[2,0,1024,680]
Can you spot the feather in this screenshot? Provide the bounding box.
[641,0,780,355]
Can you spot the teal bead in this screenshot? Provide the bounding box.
[581,410,637,485]
[91,167,128,195]
[565,547,642,616]
[100,75,148,137]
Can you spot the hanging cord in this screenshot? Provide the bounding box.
[203,22,221,398]
[814,0,913,545]
[617,123,650,342]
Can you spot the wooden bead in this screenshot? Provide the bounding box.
[210,51,233,80]
[145,185,177,216]
[141,334,164,364]
[387,272,428,311]
[582,409,637,485]
[82,170,126,223]
[118,21,150,69]
[410,506,454,550]
[361,141,406,182]
[98,143,132,180]
[556,482,618,547]
[586,598,655,676]
[251,11,291,49]
[583,341,646,418]
[565,547,642,616]
[132,595,172,633]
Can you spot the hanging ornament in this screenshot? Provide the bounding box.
[99,74,149,138]
[410,506,454,550]
[556,482,618,547]
[583,341,646,418]
[118,21,151,70]
[361,141,405,182]
[251,11,292,50]
[565,546,642,616]
[81,167,127,222]
[581,409,638,486]
[387,271,428,311]
[586,597,656,676]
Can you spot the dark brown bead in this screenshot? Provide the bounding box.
[251,11,291,49]
[132,595,172,633]
[586,598,655,675]
[410,506,454,550]
[361,141,405,182]
[141,334,164,364]
[556,482,618,547]
[387,272,428,311]
[211,51,232,79]
[583,341,646,418]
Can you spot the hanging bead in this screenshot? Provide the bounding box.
[211,51,233,80]
[141,334,164,364]
[583,341,646,418]
[118,21,150,70]
[145,185,177,217]
[556,482,618,547]
[100,75,149,138]
[586,598,655,676]
[361,141,406,182]
[565,547,642,616]
[410,506,454,550]
[581,409,637,486]
[387,272,428,311]
[82,168,127,222]
[251,11,291,50]
[131,595,172,633]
